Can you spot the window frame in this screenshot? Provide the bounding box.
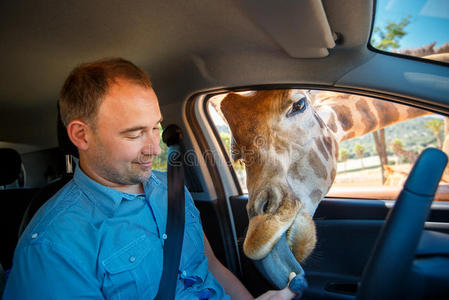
[203,85,449,201]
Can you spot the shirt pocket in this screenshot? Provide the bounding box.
[102,235,162,300]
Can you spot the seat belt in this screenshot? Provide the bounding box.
[155,124,185,300]
[0,262,6,297]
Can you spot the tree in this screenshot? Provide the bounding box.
[220,132,246,173]
[392,138,403,147]
[220,132,231,153]
[152,127,169,170]
[354,144,365,169]
[424,118,444,149]
[370,15,411,183]
[372,129,388,183]
[339,148,349,172]
[371,16,411,51]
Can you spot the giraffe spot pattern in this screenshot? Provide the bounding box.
[330,166,336,183]
[309,189,323,204]
[373,101,399,128]
[333,138,339,159]
[328,113,338,133]
[322,136,333,158]
[355,100,377,134]
[309,151,327,179]
[315,138,329,161]
[333,105,353,131]
[406,106,426,119]
[288,160,306,182]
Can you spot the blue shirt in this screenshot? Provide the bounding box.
[3,166,229,300]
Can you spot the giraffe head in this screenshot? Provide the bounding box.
[220,90,338,264]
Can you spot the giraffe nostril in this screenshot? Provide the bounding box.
[262,201,269,214]
[256,189,269,214]
[257,186,282,214]
[255,185,286,215]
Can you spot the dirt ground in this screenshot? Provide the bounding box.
[333,167,384,187]
[330,165,449,201]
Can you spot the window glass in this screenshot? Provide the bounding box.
[152,123,168,171]
[371,0,449,63]
[208,93,248,192]
[207,90,449,201]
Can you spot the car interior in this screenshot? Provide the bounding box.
[1,0,449,299]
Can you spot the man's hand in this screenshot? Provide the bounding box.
[255,272,306,300]
[255,286,297,300]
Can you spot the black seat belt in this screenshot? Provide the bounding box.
[155,124,185,300]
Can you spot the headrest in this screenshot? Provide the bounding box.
[57,104,79,158]
[0,148,22,186]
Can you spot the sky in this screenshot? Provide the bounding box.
[374,0,449,50]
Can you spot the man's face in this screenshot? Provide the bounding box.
[83,79,162,190]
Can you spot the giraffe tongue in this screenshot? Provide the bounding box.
[252,233,307,293]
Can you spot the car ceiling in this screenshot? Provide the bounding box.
[1,0,447,148]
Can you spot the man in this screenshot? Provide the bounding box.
[4,58,297,299]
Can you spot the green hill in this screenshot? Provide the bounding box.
[339,115,443,159]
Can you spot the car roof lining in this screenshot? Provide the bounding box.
[1,0,448,147]
[237,0,336,58]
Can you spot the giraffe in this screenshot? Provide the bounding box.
[387,142,449,184]
[397,41,449,58]
[218,89,430,269]
[390,142,418,165]
[384,165,411,186]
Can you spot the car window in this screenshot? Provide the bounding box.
[152,123,168,171]
[371,0,449,64]
[207,89,449,201]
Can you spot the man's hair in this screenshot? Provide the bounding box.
[58,58,152,127]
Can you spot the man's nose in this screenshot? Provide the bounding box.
[151,142,162,156]
[141,133,161,156]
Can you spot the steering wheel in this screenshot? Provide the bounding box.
[356,148,448,300]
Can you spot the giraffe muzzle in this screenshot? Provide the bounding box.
[243,185,300,260]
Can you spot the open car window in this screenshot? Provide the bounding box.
[371,0,449,64]
[207,89,449,201]
[151,123,168,171]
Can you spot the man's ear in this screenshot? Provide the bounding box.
[66,120,90,151]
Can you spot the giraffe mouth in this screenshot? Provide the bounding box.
[243,192,316,261]
[252,232,306,290]
[244,198,316,288]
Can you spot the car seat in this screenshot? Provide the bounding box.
[18,109,78,238]
[0,148,39,271]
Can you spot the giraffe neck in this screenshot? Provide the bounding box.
[313,92,431,142]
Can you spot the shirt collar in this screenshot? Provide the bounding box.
[73,165,162,217]
[73,165,132,217]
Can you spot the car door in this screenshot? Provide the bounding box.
[185,88,449,299]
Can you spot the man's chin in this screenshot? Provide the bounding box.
[125,162,153,182]
[136,169,153,181]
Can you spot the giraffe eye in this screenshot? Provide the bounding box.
[286,97,307,118]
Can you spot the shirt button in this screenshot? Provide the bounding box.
[162,233,168,240]
[129,256,136,263]
[182,270,187,276]
[31,233,38,239]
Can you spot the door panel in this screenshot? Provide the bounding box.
[228,195,449,298]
